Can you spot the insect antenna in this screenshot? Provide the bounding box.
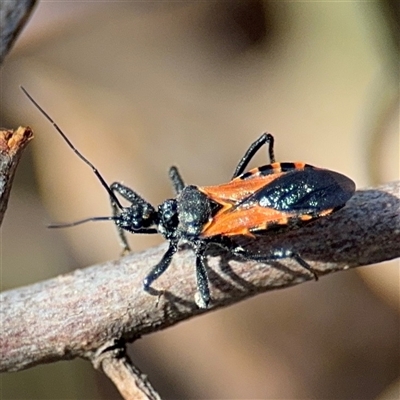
[48,216,117,228]
[20,86,123,209]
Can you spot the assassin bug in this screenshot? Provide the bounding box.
[22,87,356,308]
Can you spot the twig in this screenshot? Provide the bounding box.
[0,0,37,64]
[92,340,161,400]
[0,0,36,223]
[1,182,399,375]
[0,127,34,225]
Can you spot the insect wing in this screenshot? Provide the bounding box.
[200,166,355,237]
[199,163,311,205]
[249,167,355,214]
[201,172,283,204]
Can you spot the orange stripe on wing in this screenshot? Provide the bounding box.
[198,172,284,204]
[201,204,292,237]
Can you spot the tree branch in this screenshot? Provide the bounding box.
[1,181,399,375]
[0,127,34,225]
[0,0,36,221]
[0,0,37,64]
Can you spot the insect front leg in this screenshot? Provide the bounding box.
[232,133,275,179]
[110,182,154,254]
[169,166,185,195]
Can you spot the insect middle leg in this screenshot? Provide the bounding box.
[143,240,178,290]
[143,239,211,308]
[232,133,275,179]
[193,241,211,308]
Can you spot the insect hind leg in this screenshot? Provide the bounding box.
[214,236,318,281]
[267,248,319,280]
[232,133,275,179]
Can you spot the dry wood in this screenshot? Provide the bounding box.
[2,181,399,376]
[0,127,34,224]
[93,341,161,400]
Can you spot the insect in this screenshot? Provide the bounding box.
[22,87,356,308]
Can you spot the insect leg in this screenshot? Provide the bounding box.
[194,241,211,308]
[232,133,275,179]
[110,182,155,254]
[214,236,318,280]
[143,240,178,290]
[265,248,319,280]
[169,166,185,195]
[110,182,152,205]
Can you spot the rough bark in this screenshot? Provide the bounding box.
[0,127,34,224]
[1,181,399,374]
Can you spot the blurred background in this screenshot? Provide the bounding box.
[1,1,399,399]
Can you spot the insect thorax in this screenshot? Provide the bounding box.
[176,185,212,238]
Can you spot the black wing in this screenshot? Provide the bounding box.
[248,167,355,214]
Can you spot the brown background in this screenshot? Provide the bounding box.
[1,2,399,399]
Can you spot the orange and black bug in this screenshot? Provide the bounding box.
[22,87,356,308]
